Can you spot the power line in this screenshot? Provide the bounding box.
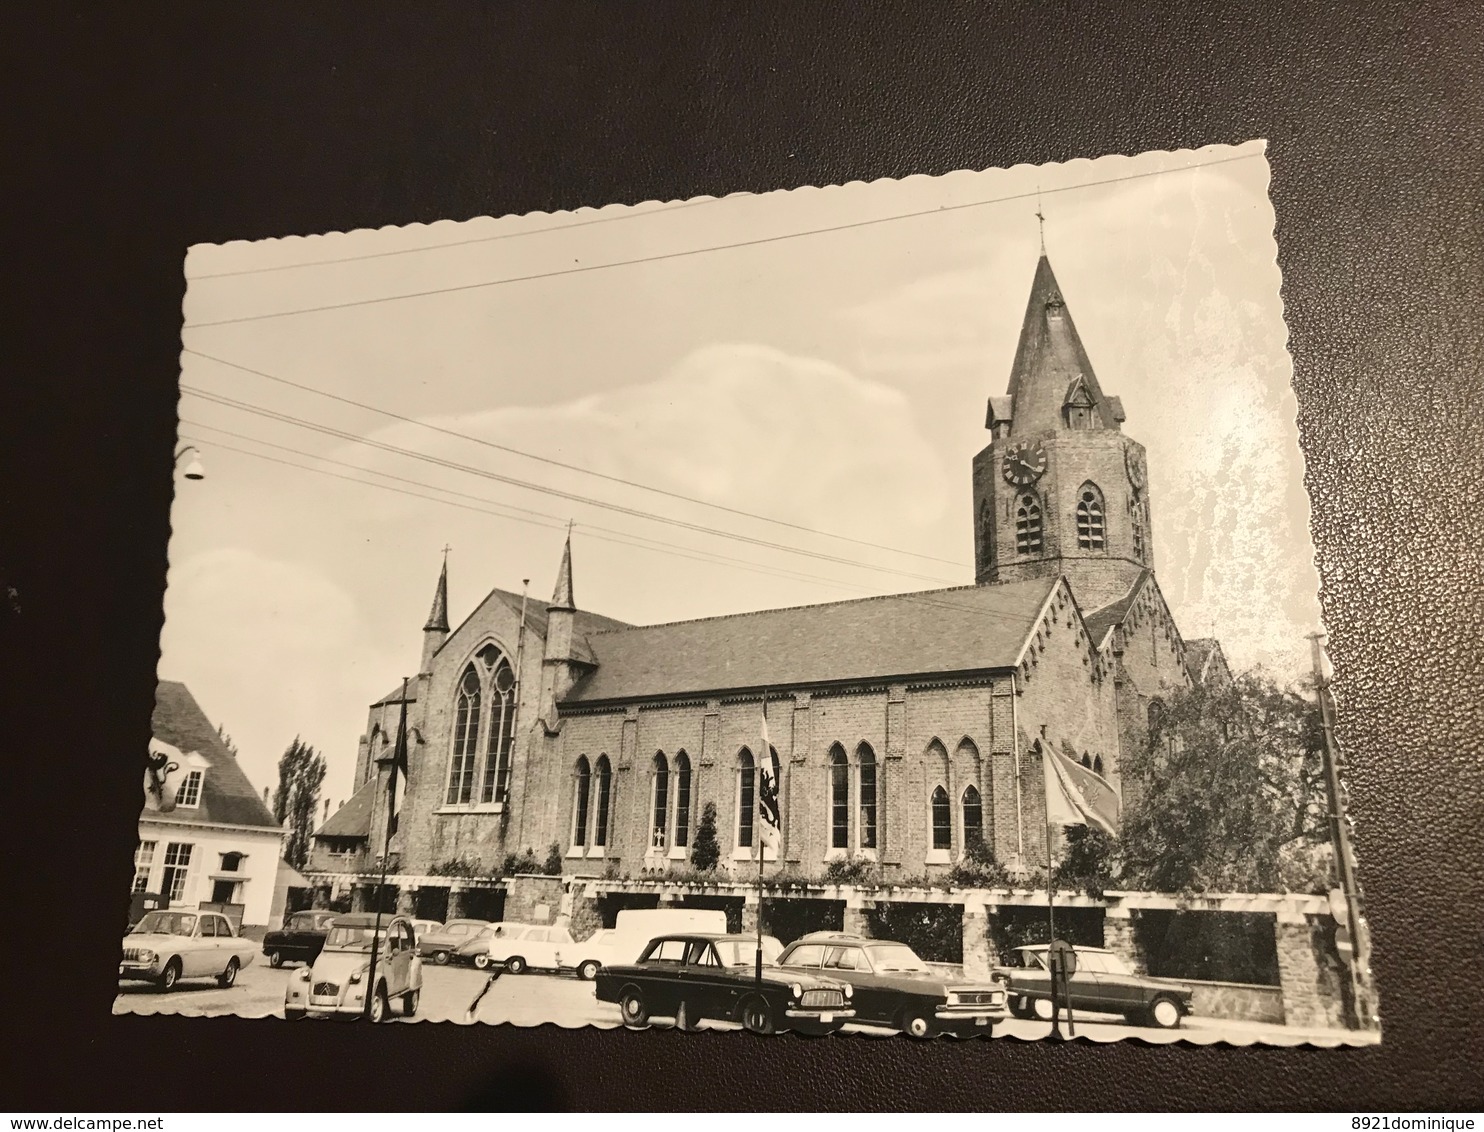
[180,426,1047,633]
[182,346,968,569]
[179,385,962,586]
[180,151,1263,330]
[185,196,731,280]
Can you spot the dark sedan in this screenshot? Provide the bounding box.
[261,910,340,968]
[415,918,491,965]
[1002,944,1194,1029]
[777,932,1008,1037]
[595,933,855,1035]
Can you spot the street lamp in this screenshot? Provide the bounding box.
[175,445,205,481]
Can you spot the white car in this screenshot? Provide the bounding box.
[284,913,424,1022]
[120,909,257,991]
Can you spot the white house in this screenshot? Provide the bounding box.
[133,681,286,930]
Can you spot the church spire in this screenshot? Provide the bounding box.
[549,524,575,612]
[423,549,450,632]
[419,550,450,674]
[998,252,1122,437]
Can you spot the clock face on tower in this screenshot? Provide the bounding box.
[1002,439,1048,487]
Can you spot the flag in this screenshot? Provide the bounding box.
[757,699,781,851]
[1041,742,1119,835]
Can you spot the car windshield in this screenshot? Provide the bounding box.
[713,938,783,968]
[1009,950,1050,971]
[133,912,195,936]
[866,942,931,973]
[324,925,387,951]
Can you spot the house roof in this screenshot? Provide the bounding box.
[151,681,281,830]
[316,776,377,839]
[1083,571,1152,648]
[562,578,1056,705]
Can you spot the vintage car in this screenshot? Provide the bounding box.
[410,918,443,943]
[261,909,340,967]
[594,932,854,1035]
[415,918,490,964]
[120,909,258,991]
[284,913,423,1022]
[1002,944,1194,1029]
[777,932,1009,1037]
[475,922,610,978]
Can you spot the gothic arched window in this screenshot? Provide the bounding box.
[735,748,756,849]
[1076,483,1106,551]
[1148,697,1166,736]
[931,786,952,850]
[1015,491,1044,554]
[592,755,612,848]
[571,756,591,848]
[962,785,984,847]
[858,743,878,850]
[1130,496,1148,561]
[979,501,995,569]
[650,753,669,851]
[673,751,692,849]
[445,665,481,805]
[829,745,850,850]
[480,648,517,804]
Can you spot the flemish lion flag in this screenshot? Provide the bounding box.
[757,700,781,851]
[1041,741,1119,835]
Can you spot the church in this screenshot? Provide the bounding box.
[308,251,1231,927]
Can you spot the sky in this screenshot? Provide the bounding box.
[162,138,1321,807]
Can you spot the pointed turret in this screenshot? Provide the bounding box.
[538,529,594,725]
[992,254,1121,437]
[419,554,450,673]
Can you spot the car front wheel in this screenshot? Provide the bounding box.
[619,986,649,1028]
[899,1009,935,1039]
[740,996,776,1035]
[268,950,284,968]
[505,956,526,975]
[218,958,239,988]
[578,960,600,982]
[402,989,420,1017]
[368,987,390,1024]
[474,954,492,970]
[433,950,450,965]
[1147,995,1183,1029]
[157,959,181,992]
[1032,996,1055,1022]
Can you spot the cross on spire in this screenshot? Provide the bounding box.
[1035,188,1046,252]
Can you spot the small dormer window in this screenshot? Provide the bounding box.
[175,770,203,808]
[219,851,246,873]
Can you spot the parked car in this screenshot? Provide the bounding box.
[261,910,340,968]
[777,932,1008,1037]
[478,922,609,978]
[416,918,491,965]
[284,913,423,1022]
[1001,944,1194,1029]
[120,909,258,991]
[410,919,443,944]
[595,932,853,1035]
[454,922,517,966]
[573,909,730,979]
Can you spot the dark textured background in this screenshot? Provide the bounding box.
[3,1,1481,1111]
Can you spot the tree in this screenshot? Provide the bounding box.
[273,737,327,872]
[1119,673,1329,894]
[691,802,721,871]
[1054,825,1118,898]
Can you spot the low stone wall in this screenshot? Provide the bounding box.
[1176,979,1285,1024]
[504,874,564,925]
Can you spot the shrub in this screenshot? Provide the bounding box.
[498,848,541,876]
[946,839,1012,888]
[822,857,881,886]
[691,802,722,871]
[542,842,564,875]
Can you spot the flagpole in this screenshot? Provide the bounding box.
[1046,811,1062,1040]
[365,675,408,1021]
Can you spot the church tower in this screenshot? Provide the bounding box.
[972,252,1154,612]
[419,553,450,674]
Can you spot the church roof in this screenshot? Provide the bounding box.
[150,681,282,830]
[562,577,1057,705]
[423,558,450,633]
[1083,570,1153,648]
[315,776,376,839]
[1004,254,1119,435]
[1183,638,1231,685]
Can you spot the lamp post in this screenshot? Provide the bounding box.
[174,445,205,480]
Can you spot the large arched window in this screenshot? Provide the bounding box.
[735,748,756,849]
[829,745,850,850]
[1130,496,1148,561]
[571,756,591,848]
[445,665,482,805]
[857,743,878,850]
[962,785,984,847]
[1076,482,1106,551]
[673,751,692,849]
[931,786,952,850]
[592,756,612,848]
[649,753,669,851]
[480,649,517,804]
[1015,491,1044,554]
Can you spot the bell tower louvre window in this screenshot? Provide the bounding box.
[1076,483,1106,550]
[1015,492,1044,554]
